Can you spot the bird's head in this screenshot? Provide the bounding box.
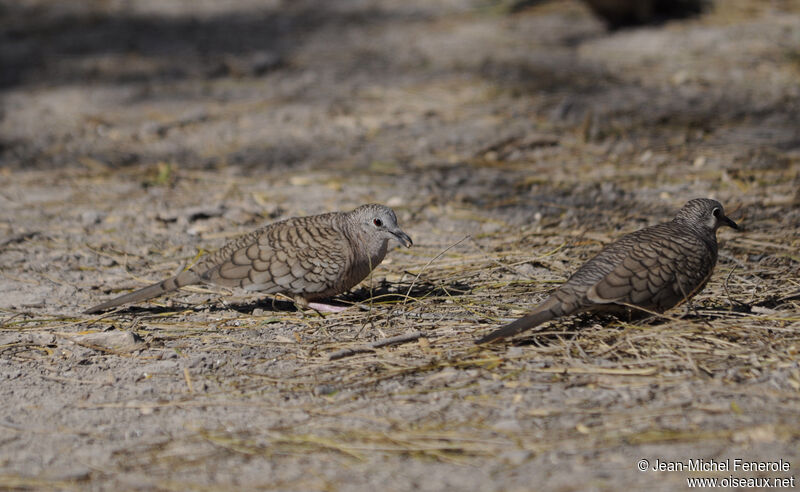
[675,198,739,232]
[351,204,413,249]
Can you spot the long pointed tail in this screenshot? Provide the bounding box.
[475,309,556,344]
[476,296,562,344]
[84,270,200,314]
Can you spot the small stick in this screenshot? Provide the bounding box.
[0,231,40,249]
[183,367,195,393]
[722,264,740,309]
[327,346,373,361]
[328,330,423,360]
[371,330,422,348]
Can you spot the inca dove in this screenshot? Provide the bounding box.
[84,204,412,314]
[477,198,738,344]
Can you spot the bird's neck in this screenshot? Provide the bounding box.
[341,219,388,272]
[359,235,388,266]
[675,218,718,255]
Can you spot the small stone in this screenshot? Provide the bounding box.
[314,384,337,396]
[73,331,144,352]
[81,211,105,226]
[500,450,532,465]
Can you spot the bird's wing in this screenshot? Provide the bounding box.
[585,234,714,312]
[198,218,350,296]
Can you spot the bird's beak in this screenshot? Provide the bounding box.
[721,215,739,230]
[391,229,413,248]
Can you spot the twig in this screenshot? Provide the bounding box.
[328,331,423,360]
[357,255,377,337]
[0,231,40,249]
[184,367,195,393]
[372,331,422,348]
[327,346,374,361]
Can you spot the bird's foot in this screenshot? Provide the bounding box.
[307,302,349,313]
[288,295,349,316]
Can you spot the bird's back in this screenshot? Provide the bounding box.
[553,220,718,314]
[194,212,355,298]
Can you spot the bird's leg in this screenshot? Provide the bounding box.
[689,300,714,328]
[290,295,319,317]
[307,302,348,313]
[676,283,714,327]
[680,300,695,318]
[290,295,348,317]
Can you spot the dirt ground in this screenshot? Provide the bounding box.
[1,0,799,490]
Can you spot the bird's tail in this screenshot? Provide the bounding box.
[84,270,200,314]
[476,297,560,344]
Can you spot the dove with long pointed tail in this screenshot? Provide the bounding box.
[477,198,738,344]
[85,204,412,314]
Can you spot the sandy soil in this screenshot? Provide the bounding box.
[1,0,799,490]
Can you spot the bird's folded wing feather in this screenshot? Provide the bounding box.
[199,221,350,295]
[585,235,711,311]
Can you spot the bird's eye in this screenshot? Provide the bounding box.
[712,208,721,218]
[373,218,383,227]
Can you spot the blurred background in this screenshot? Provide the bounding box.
[2,0,798,227]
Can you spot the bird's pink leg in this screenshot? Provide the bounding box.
[307,302,349,313]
